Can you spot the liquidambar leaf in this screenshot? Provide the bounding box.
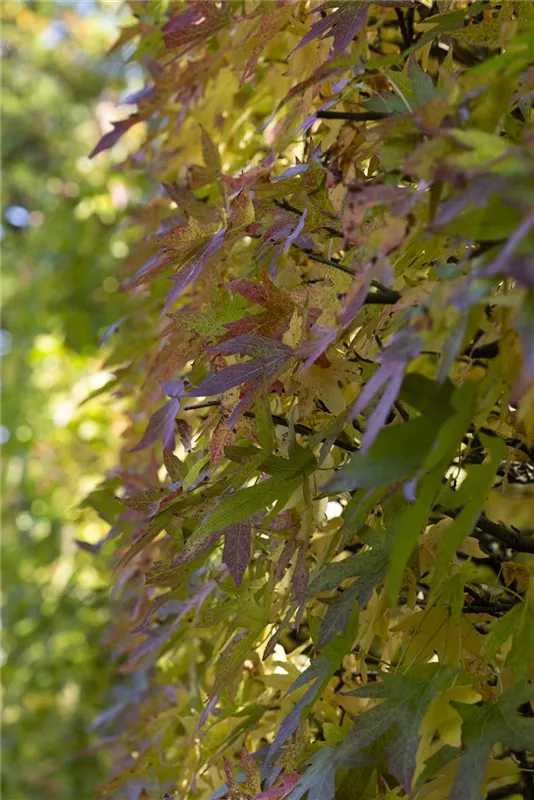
[450,683,534,800]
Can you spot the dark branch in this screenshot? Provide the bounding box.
[395,8,412,49]
[316,110,390,122]
[485,783,523,800]
[441,508,534,555]
[476,514,534,555]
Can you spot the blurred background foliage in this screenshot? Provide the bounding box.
[1,1,143,796]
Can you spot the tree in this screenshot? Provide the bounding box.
[87,2,534,799]
[1,2,138,797]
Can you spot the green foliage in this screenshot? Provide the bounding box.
[1,2,139,797]
[22,1,534,798]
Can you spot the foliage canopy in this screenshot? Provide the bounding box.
[87,1,534,799]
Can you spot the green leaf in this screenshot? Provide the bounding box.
[450,683,534,800]
[192,474,302,541]
[307,530,391,600]
[337,667,466,793]
[431,435,505,593]
[486,600,534,680]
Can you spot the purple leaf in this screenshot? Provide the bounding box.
[290,2,368,56]
[188,361,269,396]
[163,228,226,314]
[160,379,184,398]
[349,330,422,452]
[355,364,405,454]
[481,212,534,280]
[222,521,252,586]
[99,317,125,348]
[129,397,180,453]
[194,694,219,736]
[296,325,338,371]
[211,335,292,360]
[189,343,292,399]
[256,774,300,800]
[432,175,501,228]
[89,115,141,159]
[506,255,534,289]
[283,208,308,254]
[267,682,318,763]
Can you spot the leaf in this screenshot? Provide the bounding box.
[188,337,293,417]
[286,745,337,800]
[316,582,359,648]
[307,530,391,600]
[322,381,454,494]
[188,125,221,188]
[338,667,464,793]
[89,114,141,158]
[163,227,227,313]
[93,746,158,800]
[222,521,252,586]
[129,397,181,453]
[432,435,505,591]
[114,510,174,573]
[291,1,368,56]
[450,683,534,800]
[163,449,186,482]
[407,54,438,107]
[485,600,534,680]
[190,475,301,544]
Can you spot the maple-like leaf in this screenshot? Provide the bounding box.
[450,683,534,800]
[188,336,293,424]
[337,666,466,793]
[224,274,295,342]
[291,1,368,56]
[307,530,392,646]
[163,1,232,53]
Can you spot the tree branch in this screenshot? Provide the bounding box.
[441,508,534,555]
[316,110,390,122]
[485,783,523,800]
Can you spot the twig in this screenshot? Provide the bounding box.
[485,783,523,800]
[184,400,220,411]
[441,508,534,555]
[515,751,534,800]
[476,514,534,555]
[273,198,304,216]
[462,602,516,618]
[305,252,355,276]
[316,110,390,122]
[395,8,412,49]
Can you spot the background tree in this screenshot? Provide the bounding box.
[87,2,534,799]
[1,2,140,796]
